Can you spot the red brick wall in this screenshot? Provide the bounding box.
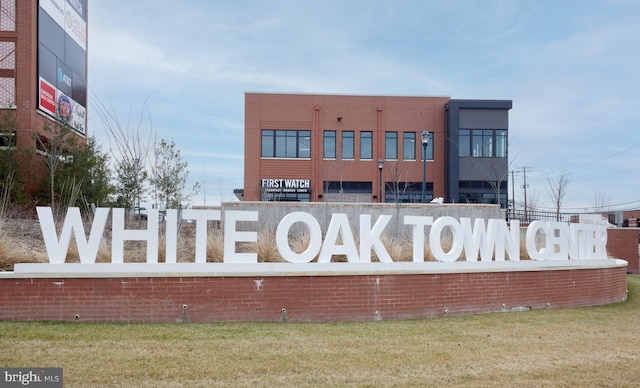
[607,228,639,273]
[0,266,627,323]
[244,93,450,202]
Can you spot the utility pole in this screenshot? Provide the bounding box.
[509,170,519,218]
[520,166,532,223]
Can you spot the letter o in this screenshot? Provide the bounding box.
[429,216,464,262]
[276,212,322,263]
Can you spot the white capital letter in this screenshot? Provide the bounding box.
[429,216,463,262]
[276,212,322,263]
[359,214,392,263]
[37,207,110,264]
[404,215,433,262]
[224,210,258,263]
[318,213,359,263]
[112,208,160,263]
[182,209,222,263]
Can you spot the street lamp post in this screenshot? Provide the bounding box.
[378,158,384,203]
[421,129,430,202]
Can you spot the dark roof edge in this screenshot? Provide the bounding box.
[447,99,512,109]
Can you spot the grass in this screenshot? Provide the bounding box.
[1,275,639,387]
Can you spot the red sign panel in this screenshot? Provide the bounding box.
[39,78,56,115]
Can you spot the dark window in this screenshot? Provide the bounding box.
[383,182,433,203]
[261,130,311,158]
[421,131,434,161]
[299,131,310,158]
[325,181,373,193]
[342,131,354,159]
[385,132,397,159]
[403,132,415,160]
[263,192,310,202]
[324,130,336,158]
[496,130,507,157]
[360,131,372,159]
[0,131,16,148]
[459,129,507,158]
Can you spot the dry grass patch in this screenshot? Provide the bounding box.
[0,220,47,270]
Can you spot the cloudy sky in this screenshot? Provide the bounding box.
[87,0,640,212]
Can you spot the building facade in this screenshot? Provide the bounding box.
[242,93,511,206]
[0,0,87,196]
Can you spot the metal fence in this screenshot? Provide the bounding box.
[506,209,619,225]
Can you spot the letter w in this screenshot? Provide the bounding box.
[37,207,110,264]
[461,218,520,262]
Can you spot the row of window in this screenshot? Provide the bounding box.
[261,130,310,158]
[324,130,434,160]
[261,129,434,161]
[458,129,507,158]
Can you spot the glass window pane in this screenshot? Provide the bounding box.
[360,131,372,159]
[261,130,273,157]
[472,131,483,157]
[403,132,415,160]
[324,131,336,158]
[421,132,434,160]
[483,130,493,157]
[459,129,470,157]
[385,132,397,159]
[285,131,297,157]
[299,131,311,158]
[342,131,354,159]
[496,130,507,158]
[275,130,286,157]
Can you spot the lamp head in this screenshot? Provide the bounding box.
[377,158,384,170]
[421,129,430,145]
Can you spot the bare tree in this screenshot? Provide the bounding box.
[35,119,76,213]
[546,165,571,221]
[93,96,155,216]
[385,159,415,237]
[386,160,413,204]
[593,189,610,213]
[524,188,542,222]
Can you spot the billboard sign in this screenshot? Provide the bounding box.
[38,0,87,136]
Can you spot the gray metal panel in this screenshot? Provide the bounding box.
[459,158,508,181]
[459,109,508,129]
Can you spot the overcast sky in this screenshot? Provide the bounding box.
[87,0,640,212]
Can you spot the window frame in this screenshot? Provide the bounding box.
[261,129,311,158]
[459,129,507,158]
[360,131,372,160]
[403,132,415,160]
[342,131,354,159]
[421,131,434,161]
[385,131,397,160]
[323,130,336,159]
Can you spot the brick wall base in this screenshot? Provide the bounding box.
[607,228,639,273]
[0,265,628,323]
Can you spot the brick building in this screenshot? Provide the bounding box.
[0,0,87,197]
[241,93,512,206]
